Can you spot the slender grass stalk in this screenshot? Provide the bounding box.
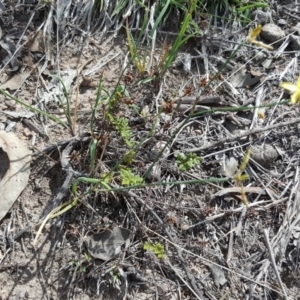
[71,176,232,195]
[51,75,74,134]
[236,2,268,12]
[149,0,171,39]
[159,0,199,76]
[0,89,68,128]
[90,74,109,132]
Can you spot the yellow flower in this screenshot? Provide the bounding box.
[280,76,300,104]
[248,25,262,43]
[247,25,274,51]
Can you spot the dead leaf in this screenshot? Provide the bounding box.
[0,131,31,221]
[250,144,278,167]
[26,30,45,53]
[213,186,264,197]
[0,70,32,90]
[85,227,131,261]
[230,65,264,88]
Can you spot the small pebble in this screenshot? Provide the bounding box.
[261,23,285,44]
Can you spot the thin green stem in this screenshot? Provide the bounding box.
[0,89,68,128]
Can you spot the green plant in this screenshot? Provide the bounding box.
[119,166,144,186]
[176,153,201,172]
[199,0,268,24]
[158,0,199,76]
[234,148,251,206]
[0,89,67,128]
[126,21,147,73]
[51,75,75,133]
[105,85,136,149]
[109,268,121,285]
[143,241,166,259]
[90,75,109,131]
[89,138,98,174]
[71,259,88,273]
[107,115,136,149]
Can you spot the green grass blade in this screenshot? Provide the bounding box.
[0,89,68,128]
[90,139,98,173]
[51,75,72,126]
[150,0,171,39]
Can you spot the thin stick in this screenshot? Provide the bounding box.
[263,229,288,299]
[186,117,300,152]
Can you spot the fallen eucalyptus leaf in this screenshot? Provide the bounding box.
[26,30,45,53]
[0,70,32,90]
[85,227,131,261]
[0,131,31,221]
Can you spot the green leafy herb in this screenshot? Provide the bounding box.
[119,166,144,186]
[176,153,201,172]
[143,242,165,259]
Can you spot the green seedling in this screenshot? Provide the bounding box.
[109,268,123,286]
[119,166,144,186]
[176,153,201,172]
[143,242,166,259]
[90,74,109,131]
[235,1,268,24]
[71,176,113,195]
[51,75,74,131]
[107,115,136,149]
[236,1,268,12]
[71,260,88,273]
[106,84,137,149]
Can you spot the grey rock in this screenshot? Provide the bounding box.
[250,144,278,168]
[261,23,285,44]
[251,9,270,24]
[277,19,287,26]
